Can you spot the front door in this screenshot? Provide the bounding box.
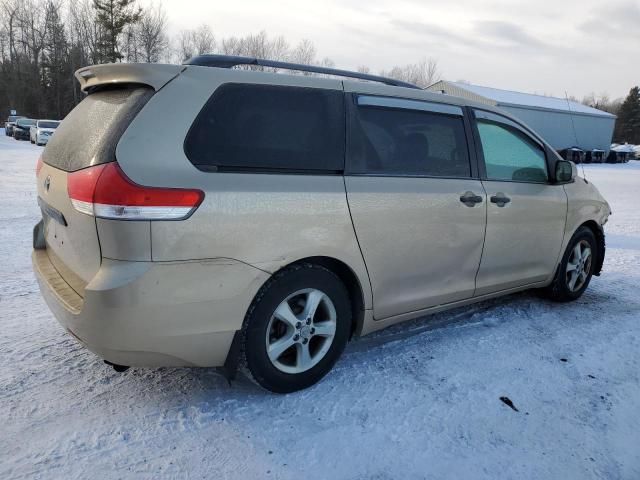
[344,94,487,320]
[471,109,567,296]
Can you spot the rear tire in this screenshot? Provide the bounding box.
[542,226,597,302]
[242,263,351,393]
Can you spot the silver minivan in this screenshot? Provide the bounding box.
[33,56,610,392]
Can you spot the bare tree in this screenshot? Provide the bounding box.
[176,23,213,61]
[582,91,622,114]
[137,2,167,62]
[268,34,289,61]
[68,0,101,64]
[218,35,242,56]
[122,23,139,62]
[236,31,290,71]
[290,38,315,66]
[242,30,270,58]
[16,0,47,67]
[193,24,214,54]
[318,57,334,68]
[0,1,20,61]
[381,57,440,88]
[176,29,195,61]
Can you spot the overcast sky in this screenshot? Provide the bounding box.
[161,0,639,100]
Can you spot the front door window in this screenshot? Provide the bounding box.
[476,117,548,183]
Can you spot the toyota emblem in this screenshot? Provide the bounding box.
[44,175,51,192]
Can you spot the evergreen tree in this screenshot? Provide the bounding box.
[614,87,640,144]
[42,1,74,118]
[93,0,141,63]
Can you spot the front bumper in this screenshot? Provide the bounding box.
[14,129,29,140]
[32,247,269,367]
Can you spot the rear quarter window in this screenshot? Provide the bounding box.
[43,86,153,172]
[184,83,345,173]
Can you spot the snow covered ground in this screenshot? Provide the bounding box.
[1,132,639,479]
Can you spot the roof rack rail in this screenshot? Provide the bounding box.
[183,54,421,90]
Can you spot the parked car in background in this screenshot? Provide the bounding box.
[611,143,636,162]
[33,58,611,393]
[30,120,60,146]
[13,118,36,140]
[29,123,38,143]
[5,115,25,136]
[586,149,606,163]
[559,147,585,164]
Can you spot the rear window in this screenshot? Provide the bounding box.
[184,83,345,173]
[43,86,153,172]
[38,121,59,129]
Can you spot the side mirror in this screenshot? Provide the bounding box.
[555,160,574,183]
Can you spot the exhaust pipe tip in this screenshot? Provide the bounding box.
[104,360,130,373]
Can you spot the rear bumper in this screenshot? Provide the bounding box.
[33,249,270,367]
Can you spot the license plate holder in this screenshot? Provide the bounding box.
[38,197,67,227]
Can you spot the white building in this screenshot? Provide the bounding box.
[427,81,616,153]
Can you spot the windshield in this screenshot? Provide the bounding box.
[38,121,59,129]
[7,116,23,122]
[17,119,36,127]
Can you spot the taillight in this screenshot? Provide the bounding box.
[36,157,43,176]
[67,163,204,220]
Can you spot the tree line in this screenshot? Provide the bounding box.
[1,0,637,144]
[0,0,441,122]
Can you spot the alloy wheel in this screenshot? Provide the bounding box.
[565,240,592,292]
[265,288,337,374]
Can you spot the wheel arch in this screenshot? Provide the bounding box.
[578,220,605,276]
[221,255,367,382]
[285,256,366,338]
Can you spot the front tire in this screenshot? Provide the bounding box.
[242,264,352,393]
[542,226,597,302]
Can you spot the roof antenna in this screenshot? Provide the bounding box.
[565,91,587,181]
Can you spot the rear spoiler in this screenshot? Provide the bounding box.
[75,63,185,93]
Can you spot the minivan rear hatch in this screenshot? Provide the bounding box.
[37,86,154,296]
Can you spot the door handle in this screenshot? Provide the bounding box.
[459,191,483,207]
[490,193,511,207]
